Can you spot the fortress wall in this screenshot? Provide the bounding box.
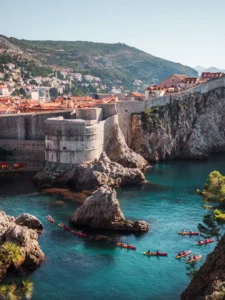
[0,139,45,163]
[0,110,72,140]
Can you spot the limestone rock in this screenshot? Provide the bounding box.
[70,152,146,190]
[131,87,225,161]
[33,152,146,190]
[181,233,225,300]
[105,122,149,169]
[70,185,149,233]
[15,213,43,230]
[0,210,45,280]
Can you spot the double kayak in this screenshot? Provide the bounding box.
[144,252,168,257]
[58,223,70,230]
[71,230,86,237]
[178,231,199,236]
[186,255,202,264]
[196,239,213,245]
[46,215,54,223]
[117,242,136,250]
[175,250,191,259]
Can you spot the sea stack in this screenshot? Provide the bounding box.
[69,185,149,233]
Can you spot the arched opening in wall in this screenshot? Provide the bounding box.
[63,147,67,150]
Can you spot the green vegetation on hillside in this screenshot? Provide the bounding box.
[0,280,33,300]
[197,171,225,203]
[0,35,197,91]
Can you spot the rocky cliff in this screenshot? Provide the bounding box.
[0,211,45,280]
[34,152,146,190]
[181,234,225,300]
[70,185,149,232]
[105,122,149,169]
[131,87,225,161]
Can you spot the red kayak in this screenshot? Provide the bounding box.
[46,216,54,223]
[117,242,136,250]
[144,251,168,256]
[196,239,213,245]
[58,223,70,230]
[71,230,86,237]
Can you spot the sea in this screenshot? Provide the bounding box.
[1,153,225,300]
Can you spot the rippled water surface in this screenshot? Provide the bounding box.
[1,154,225,300]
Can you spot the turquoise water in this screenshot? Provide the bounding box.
[1,154,225,300]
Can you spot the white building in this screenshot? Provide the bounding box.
[0,84,9,96]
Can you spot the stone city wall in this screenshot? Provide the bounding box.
[0,110,72,140]
[0,139,45,163]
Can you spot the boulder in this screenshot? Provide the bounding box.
[70,185,149,233]
[15,213,43,230]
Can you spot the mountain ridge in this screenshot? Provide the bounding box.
[0,34,197,92]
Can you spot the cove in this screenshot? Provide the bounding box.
[1,154,225,300]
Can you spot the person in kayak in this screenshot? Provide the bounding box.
[178,252,181,256]
[193,255,196,259]
[189,230,193,234]
[156,250,160,255]
[187,255,192,262]
[146,250,151,254]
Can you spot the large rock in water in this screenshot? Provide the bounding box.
[15,213,43,230]
[181,233,225,300]
[69,186,149,232]
[0,210,45,280]
[105,122,149,169]
[33,152,146,190]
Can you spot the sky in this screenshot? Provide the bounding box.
[1,0,225,69]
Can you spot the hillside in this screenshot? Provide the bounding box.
[0,35,197,92]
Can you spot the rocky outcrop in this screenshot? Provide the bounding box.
[69,185,149,232]
[33,152,146,190]
[15,213,43,230]
[0,210,45,280]
[105,122,149,169]
[181,233,225,300]
[131,87,225,161]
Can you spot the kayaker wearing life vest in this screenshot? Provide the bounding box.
[147,250,151,254]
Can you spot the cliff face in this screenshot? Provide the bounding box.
[131,87,225,161]
[181,234,225,300]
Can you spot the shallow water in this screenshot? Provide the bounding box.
[1,154,225,300]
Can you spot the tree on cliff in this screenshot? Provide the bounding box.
[198,212,221,242]
[0,242,23,268]
[197,171,225,203]
[0,280,33,300]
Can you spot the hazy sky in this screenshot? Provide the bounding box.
[1,0,225,69]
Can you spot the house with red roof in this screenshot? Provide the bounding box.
[158,74,188,88]
[125,92,145,101]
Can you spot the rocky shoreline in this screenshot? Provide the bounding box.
[33,151,147,190]
[181,233,225,300]
[0,211,45,280]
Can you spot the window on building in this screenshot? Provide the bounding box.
[171,78,175,82]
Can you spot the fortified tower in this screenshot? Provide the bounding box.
[45,108,104,164]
